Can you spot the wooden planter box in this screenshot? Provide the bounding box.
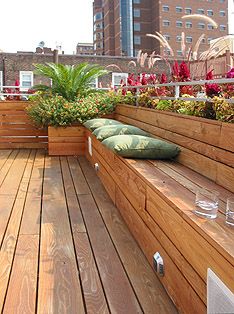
[48,126,85,156]
[115,104,234,193]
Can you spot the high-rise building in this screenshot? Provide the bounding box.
[93,0,228,58]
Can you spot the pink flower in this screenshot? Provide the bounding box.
[226,68,234,78]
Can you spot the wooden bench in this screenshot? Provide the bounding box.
[84,104,234,314]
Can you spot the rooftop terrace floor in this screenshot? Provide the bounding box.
[0,149,177,313]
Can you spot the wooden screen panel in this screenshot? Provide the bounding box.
[0,101,48,149]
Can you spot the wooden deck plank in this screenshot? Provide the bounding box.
[77,193,143,313]
[3,235,39,314]
[0,150,13,170]
[0,150,35,312]
[74,232,110,314]
[37,156,85,314]
[20,150,45,235]
[79,156,178,314]
[0,150,31,246]
[68,156,91,195]
[60,157,86,233]
[0,150,18,187]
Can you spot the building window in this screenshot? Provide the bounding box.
[162,5,169,12]
[133,0,141,3]
[207,10,213,16]
[0,71,2,91]
[163,20,170,27]
[220,0,225,2]
[176,35,182,42]
[163,34,170,41]
[186,36,192,43]
[198,22,205,29]
[207,24,214,30]
[134,35,141,45]
[220,25,226,31]
[94,22,103,31]
[89,78,98,88]
[133,9,140,17]
[176,21,183,28]
[186,22,192,28]
[197,8,204,14]
[201,38,206,44]
[19,71,33,91]
[94,12,103,21]
[208,37,213,43]
[112,72,128,87]
[176,6,182,13]
[177,50,183,56]
[185,8,192,14]
[220,10,226,16]
[134,22,141,31]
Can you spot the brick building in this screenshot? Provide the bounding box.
[0,51,169,90]
[93,0,228,58]
[76,43,94,55]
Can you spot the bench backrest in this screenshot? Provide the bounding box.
[115,104,234,193]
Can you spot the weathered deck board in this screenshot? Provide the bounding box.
[0,150,177,313]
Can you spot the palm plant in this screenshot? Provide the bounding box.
[33,62,108,101]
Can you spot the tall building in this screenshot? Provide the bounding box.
[93,0,228,58]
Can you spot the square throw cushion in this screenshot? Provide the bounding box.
[83,118,123,131]
[92,124,150,141]
[102,135,180,159]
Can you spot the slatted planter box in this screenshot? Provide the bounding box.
[48,126,85,156]
[0,101,48,148]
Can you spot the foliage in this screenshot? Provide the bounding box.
[26,91,121,127]
[33,62,108,101]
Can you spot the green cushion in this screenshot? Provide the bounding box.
[92,124,150,141]
[102,135,180,159]
[83,118,123,131]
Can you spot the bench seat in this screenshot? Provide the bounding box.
[84,129,234,314]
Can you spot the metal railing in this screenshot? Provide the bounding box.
[115,78,234,104]
[0,86,33,98]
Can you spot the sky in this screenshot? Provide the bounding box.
[0,0,94,54]
[1,0,234,54]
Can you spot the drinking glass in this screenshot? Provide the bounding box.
[195,189,219,219]
[226,197,234,226]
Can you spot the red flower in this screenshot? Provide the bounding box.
[160,73,167,84]
[172,61,179,80]
[179,61,190,81]
[206,69,214,80]
[205,83,221,97]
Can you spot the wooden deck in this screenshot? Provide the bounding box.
[0,149,177,314]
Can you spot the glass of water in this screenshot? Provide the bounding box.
[226,197,234,226]
[195,189,219,219]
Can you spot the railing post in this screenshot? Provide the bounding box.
[175,85,180,99]
[136,87,140,106]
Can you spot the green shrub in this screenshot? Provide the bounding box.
[26,92,119,127]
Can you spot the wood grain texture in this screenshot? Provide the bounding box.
[48,126,85,137]
[37,156,85,314]
[60,157,86,233]
[0,151,35,312]
[74,232,110,314]
[79,156,178,314]
[3,235,39,314]
[48,142,85,156]
[78,193,143,314]
[68,156,91,195]
[115,186,205,314]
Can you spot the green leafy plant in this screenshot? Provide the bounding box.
[26,92,121,127]
[33,62,108,101]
